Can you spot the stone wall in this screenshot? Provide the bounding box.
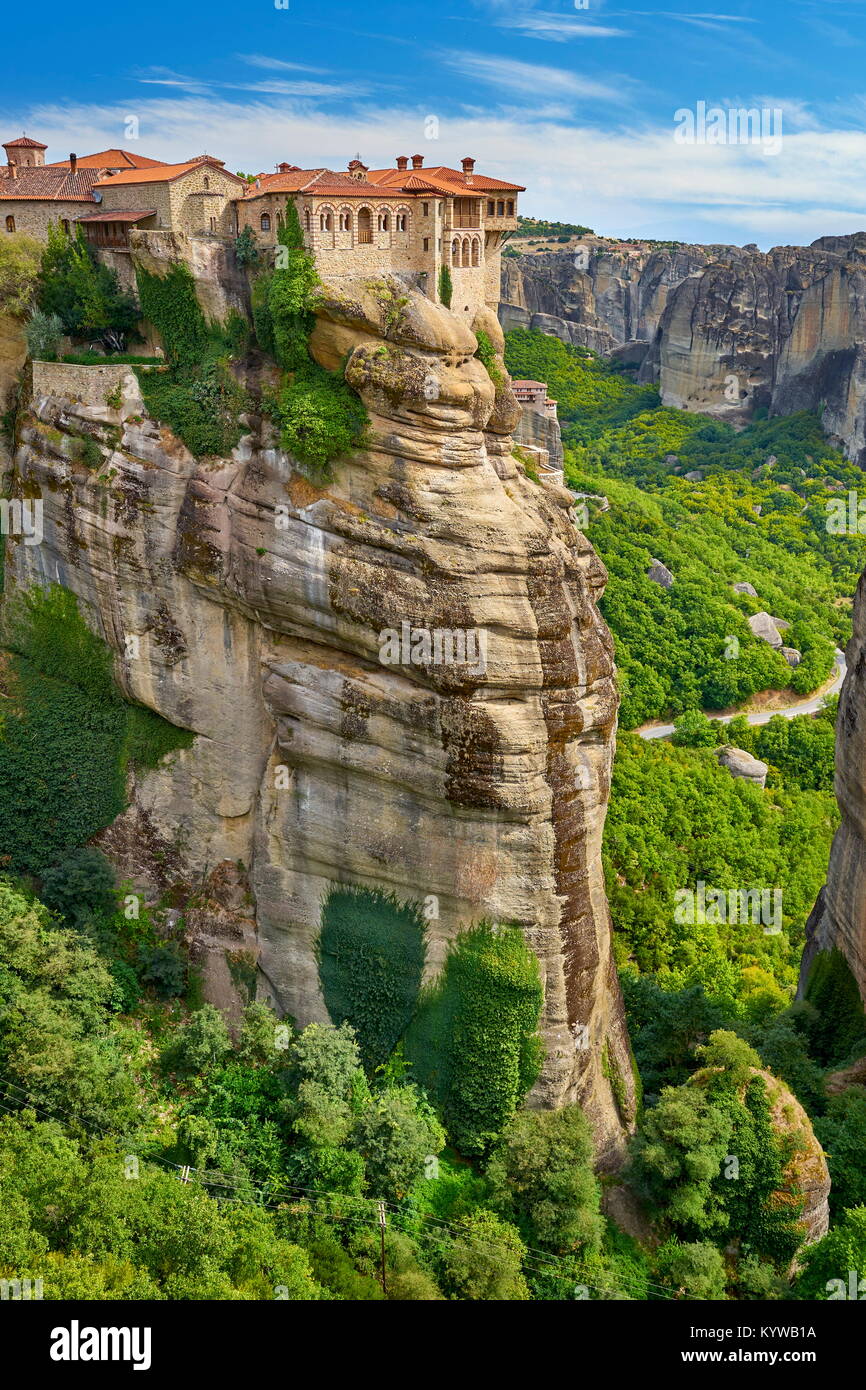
[31,360,136,407]
[0,200,89,241]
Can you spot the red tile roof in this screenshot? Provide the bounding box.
[95,158,243,188]
[0,165,104,201]
[241,161,523,202]
[75,208,156,223]
[48,150,167,170]
[3,135,47,150]
[367,164,524,193]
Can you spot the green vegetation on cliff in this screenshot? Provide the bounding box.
[0,585,193,876]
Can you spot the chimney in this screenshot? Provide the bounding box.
[411,153,424,169]
[461,155,475,183]
[396,155,408,171]
[69,153,77,173]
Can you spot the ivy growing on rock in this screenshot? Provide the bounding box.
[404,922,544,1156]
[318,885,427,1074]
[0,584,193,876]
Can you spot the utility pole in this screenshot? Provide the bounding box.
[377,1201,387,1297]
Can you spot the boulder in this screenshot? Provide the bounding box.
[647,558,674,588]
[748,611,784,648]
[683,469,703,482]
[781,647,802,668]
[733,582,758,596]
[717,745,768,788]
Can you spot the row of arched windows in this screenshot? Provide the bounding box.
[451,236,481,267]
[256,204,411,245]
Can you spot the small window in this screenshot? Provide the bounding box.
[507,200,514,215]
[5,215,15,233]
[423,236,430,251]
[260,213,271,232]
[487,200,495,216]
[203,176,210,190]
[396,212,407,232]
[304,208,311,231]
[497,200,505,216]
[61,219,70,234]
[209,217,216,232]
[422,202,429,216]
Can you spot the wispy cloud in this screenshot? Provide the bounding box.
[488,11,628,41]
[236,53,328,74]
[441,50,623,100]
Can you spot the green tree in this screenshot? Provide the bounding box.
[352,1086,444,1201]
[486,1105,604,1253]
[439,1211,529,1300]
[0,232,42,317]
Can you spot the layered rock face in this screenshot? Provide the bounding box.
[3,275,635,1167]
[500,241,711,354]
[500,234,866,461]
[801,564,866,999]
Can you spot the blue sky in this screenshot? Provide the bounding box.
[4,0,866,247]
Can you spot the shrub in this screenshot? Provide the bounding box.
[163,1004,231,1075]
[654,1238,728,1300]
[0,233,42,317]
[25,308,63,360]
[438,265,452,308]
[39,848,116,928]
[234,227,259,268]
[275,361,367,477]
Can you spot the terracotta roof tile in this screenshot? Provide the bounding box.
[95,159,244,188]
[0,166,103,201]
[48,150,167,170]
[3,135,47,149]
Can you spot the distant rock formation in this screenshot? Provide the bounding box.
[500,233,866,463]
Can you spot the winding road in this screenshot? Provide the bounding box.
[636,648,847,741]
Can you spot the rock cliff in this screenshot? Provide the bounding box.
[500,234,866,462]
[801,563,866,1000]
[2,274,636,1167]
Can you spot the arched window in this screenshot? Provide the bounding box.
[338,207,352,233]
[358,207,373,244]
[203,176,210,190]
[451,238,460,265]
[471,237,480,267]
[260,213,271,232]
[462,237,471,267]
[507,200,514,215]
[320,210,333,231]
[304,208,311,232]
[377,210,390,232]
[395,209,408,233]
[5,215,15,233]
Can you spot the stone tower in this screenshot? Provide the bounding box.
[3,135,47,169]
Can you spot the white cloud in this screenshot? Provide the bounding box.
[236,53,328,73]
[488,12,628,41]
[440,50,623,101]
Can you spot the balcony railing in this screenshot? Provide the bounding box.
[358,230,373,244]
